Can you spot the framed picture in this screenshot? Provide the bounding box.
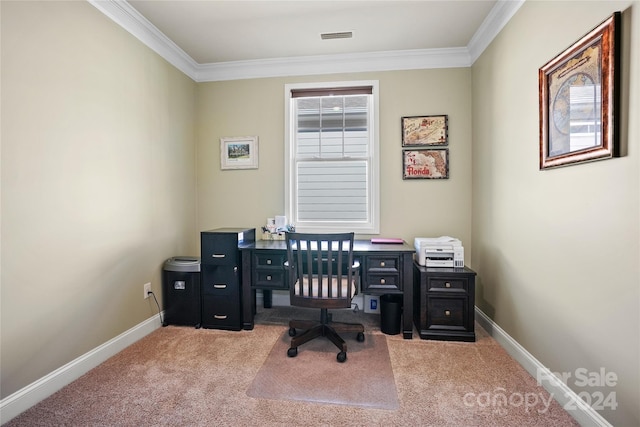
[401,115,448,146]
[402,148,449,179]
[539,12,620,170]
[220,136,259,170]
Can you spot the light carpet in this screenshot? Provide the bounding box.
[246,331,399,409]
[5,306,580,426]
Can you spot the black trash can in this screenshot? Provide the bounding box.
[162,256,201,328]
[380,294,402,335]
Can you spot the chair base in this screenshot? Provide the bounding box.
[288,309,365,362]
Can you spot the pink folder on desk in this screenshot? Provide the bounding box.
[370,238,404,244]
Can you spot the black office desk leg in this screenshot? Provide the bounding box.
[402,252,413,339]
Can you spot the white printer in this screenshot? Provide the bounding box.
[414,236,464,268]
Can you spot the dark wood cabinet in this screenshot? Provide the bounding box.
[200,228,255,330]
[413,263,476,342]
[252,250,288,309]
[362,255,402,293]
[253,251,288,290]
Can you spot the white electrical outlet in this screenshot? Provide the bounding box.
[144,282,151,299]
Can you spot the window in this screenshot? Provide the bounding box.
[285,81,379,233]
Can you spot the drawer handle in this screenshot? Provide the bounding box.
[212,254,226,258]
[214,315,228,319]
[380,278,386,285]
[445,310,451,316]
[266,259,272,265]
[380,261,385,267]
[213,284,227,289]
[445,282,451,288]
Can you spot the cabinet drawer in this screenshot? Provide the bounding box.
[255,252,286,268]
[255,270,287,289]
[365,273,400,292]
[201,295,241,330]
[367,256,399,272]
[425,296,468,331]
[201,265,238,296]
[427,277,469,293]
[201,234,238,265]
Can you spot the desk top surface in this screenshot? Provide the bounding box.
[240,239,414,253]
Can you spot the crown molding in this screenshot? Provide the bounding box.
[468,0,526,63]
[88,0,199,79]
[193,48,471,82]
[89,0,522,83]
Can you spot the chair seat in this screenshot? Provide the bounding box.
[293,276,356,299]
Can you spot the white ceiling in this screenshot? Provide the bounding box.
[90,0,524,82]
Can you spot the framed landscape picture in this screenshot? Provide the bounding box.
[401,115,448,146]
[220,136,259,170]
[402,149,449,179]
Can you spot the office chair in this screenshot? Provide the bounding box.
[284,232,365,363]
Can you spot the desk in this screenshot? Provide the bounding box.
[239,239,415,339]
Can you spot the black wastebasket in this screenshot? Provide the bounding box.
[380,294,402,335]
[162,256,201,328]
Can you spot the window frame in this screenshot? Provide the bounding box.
[284,80,380,234]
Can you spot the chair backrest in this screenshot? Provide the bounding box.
[285,232,356,310]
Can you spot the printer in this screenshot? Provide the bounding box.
[414,236,464,268]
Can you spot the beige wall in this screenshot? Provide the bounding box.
[196,70,473,248]
[471,1,639,425]
[1,1,198,398]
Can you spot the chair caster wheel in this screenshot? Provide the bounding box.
[288,327,297,337]
[287,347,298,357]
[337,351,347,363]
[357,332,365,342]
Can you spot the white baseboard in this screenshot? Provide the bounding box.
[0,313,162,425]
[474,307,612,427]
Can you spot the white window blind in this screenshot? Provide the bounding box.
[285,81,379,233]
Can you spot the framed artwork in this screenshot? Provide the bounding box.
[402,149,449,179]
[220,136,259,170]
[401,115,448,146]
[539,12,620,170]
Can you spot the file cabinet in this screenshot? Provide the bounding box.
[413,263,476,341]
[200,228,255,330]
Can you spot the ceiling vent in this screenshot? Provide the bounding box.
[320,31,353,40]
